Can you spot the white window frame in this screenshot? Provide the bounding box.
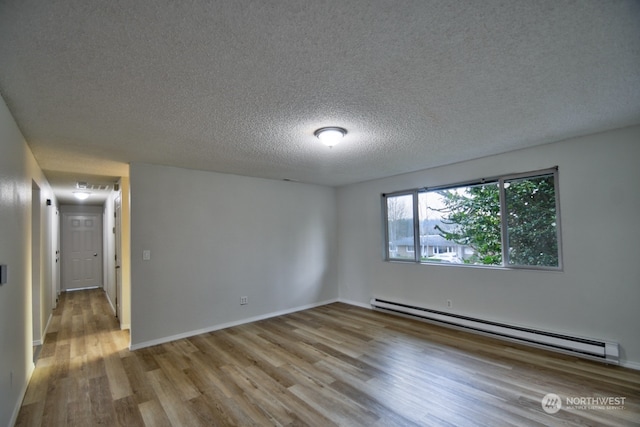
[382,190,419,263]
[382,167,562,270]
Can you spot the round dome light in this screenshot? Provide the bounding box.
[314,127,347,147]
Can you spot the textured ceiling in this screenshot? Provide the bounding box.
[1,0,639,202]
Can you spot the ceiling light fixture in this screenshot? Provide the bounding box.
[314,127,347,147]
[73,191,91,200]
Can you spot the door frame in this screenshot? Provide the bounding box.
[60,205,104,291]
[31,182,42,347]
[114,195,122,321]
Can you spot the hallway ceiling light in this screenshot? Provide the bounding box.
[314,127,347,147]
[73,191,91,200]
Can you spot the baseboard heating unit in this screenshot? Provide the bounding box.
[370,298,619,364]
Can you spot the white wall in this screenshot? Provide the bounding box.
[0,95,57,426]
[129,163,338,348]
[337,125,640,368]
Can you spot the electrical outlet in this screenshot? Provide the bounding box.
[447,299,452,308]
[240,296,248,305]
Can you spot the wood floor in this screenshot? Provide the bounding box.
[16,289,640,426]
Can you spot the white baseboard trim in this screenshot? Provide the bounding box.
[105,293,116,316]
[620,360,640,371]
[32,312,54,347]
[42,312,52,340]
[103,289,129,332]
[129,298,339,351]
[338,298,371,309]
[64,285,100,292]
[9,362,34,427]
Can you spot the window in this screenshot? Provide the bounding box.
[421,182,501,265]
[503,172,559,267]
[383,168,561,269]
[385,193,416,261]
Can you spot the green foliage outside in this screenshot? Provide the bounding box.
[505,175,558,267]
[433,184,502,265]
[432,175,558,267]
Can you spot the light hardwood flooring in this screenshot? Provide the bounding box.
[16,289,640,426]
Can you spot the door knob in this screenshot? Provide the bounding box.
[94,253,98,257]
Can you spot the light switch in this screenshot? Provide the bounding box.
[142,250,151,261]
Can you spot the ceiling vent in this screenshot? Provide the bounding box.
[90,184,110,191]
[77,181,111,191]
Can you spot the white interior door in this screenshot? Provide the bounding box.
[62,213,103,290]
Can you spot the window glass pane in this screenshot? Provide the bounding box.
[504,174,558,267]
[422,183,501,265]
[386,194,415,260]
